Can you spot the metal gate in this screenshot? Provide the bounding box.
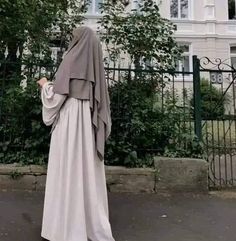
[193,56,236,188]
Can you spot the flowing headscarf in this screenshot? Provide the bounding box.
[53,26,111,161]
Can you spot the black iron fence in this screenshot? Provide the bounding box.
[104,65,199,167]
[1,56,236,188]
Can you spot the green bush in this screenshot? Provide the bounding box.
[191,78,229,120]
[105,73,203,167]
[0,79,50,165]
[0,70,204,167]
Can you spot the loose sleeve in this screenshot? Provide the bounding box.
[41,82,66,126]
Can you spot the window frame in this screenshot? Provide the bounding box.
[176,43,192,73]
[170,0,190,20]
[228,0,236,20]
[86,0,103,16]
[230,45,236,68]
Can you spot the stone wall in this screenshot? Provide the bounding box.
[0,157,209,193]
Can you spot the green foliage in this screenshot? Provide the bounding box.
[10,170,23,180]
[99,0,181,69]
[0,0,89,62]
[0,68,204,166]
[98,0,198,167]
[0,0,90,164]
[164,135,204,159]
[0,0,202,167]
[191,78,230,119]
[105,73,204,167]
[0,78,50,165]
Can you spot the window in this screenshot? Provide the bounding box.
[87,0,103,15]
[229,0,236,19]
[230,46,236,68]
[170,0,189,19]
[49,39,66,64]
[176,44,191,72]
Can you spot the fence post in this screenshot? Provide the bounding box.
[193,55,202,141]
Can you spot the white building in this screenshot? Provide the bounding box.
[84,0,236,71]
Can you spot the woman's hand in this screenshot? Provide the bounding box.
[37,77,48,88]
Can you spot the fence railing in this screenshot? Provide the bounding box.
[2,57,236,188]
[0,59,200,166]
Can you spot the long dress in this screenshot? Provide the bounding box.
[40,82,115,241]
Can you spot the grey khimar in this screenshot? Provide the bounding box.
[53,26,111,161]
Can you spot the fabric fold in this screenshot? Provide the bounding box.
[53,26,111,161]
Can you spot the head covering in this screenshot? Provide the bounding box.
[53,26,111,161]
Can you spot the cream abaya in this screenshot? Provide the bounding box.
[40,82,115,241]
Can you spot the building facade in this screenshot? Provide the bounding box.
[84,0,236,71]
[160,0,236,71]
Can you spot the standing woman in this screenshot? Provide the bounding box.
[37,26,115,241]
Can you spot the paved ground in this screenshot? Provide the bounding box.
[0,190,236,241]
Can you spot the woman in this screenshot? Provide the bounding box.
[37,26,115,241]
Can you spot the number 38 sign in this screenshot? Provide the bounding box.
[210,72,223,84]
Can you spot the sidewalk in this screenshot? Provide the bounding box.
[0,190,236,241]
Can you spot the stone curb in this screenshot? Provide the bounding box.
[0,157,209,193]
[154,157,209,193]
[0,164,156,193]
[106,166,156,193]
